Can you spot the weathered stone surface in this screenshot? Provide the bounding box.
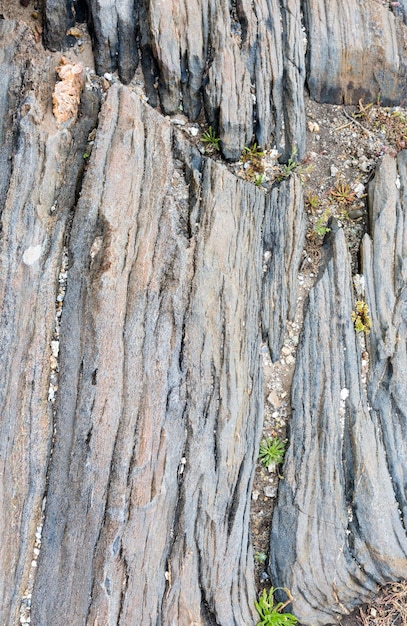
[270,155,407,625]
[280,0,306,161]
[363,153,407,536]
[27,83,267,625]
[43,0,306,161]
[261,175,305,361]
[43,0,76,50]
[86,0,139,84]
[303,0,407,105]
[0,21,100,625]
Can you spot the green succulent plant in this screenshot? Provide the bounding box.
[259,437,286,467]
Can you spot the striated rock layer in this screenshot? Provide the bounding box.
[0,19,100,624]
[303,0,407,105]
[0,23,305,623]
[43,0,306,161]
[270,154,407,625]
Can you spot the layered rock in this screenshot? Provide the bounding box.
[270,154,407,624]
[0,74,300,623]
[0,20,100,625]
[303,0,407,105]
[261,175,305,361]
[42,0,306,161]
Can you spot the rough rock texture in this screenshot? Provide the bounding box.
[26,83,303,624]
[303,0,407,105]
[43,0,306,161]
[0,21,305,621]
[270,155,407,625]
[43,0,76,50]
[261,176,305,362]
[363,153,407,535]
[86,0,139,85]
[0,20,100,625]
[4,0,407,623]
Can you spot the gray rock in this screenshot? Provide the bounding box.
[270,155,407,625]
[42,0,305,161]
[303,0,407,105]
[86,0,139,84]
[0,22,100,625]
[29,84,263,625]
[363,152,407,535]
[261,175,305,361]
[43,0,75,50]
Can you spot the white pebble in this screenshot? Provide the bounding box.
[22,245,42,266]
[340,388,349,401]
[51,341,59,358]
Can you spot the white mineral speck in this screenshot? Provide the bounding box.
[340,388,349,401]
[22,245,42,266]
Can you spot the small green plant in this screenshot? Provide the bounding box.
[314,209,331,237]
[255,551,267,564]
[352,300,372,333]
[254,173,265,187]
[259,437,286,467]
[305,193,320,212]
[329,179,357,205]
[277,146,300,180]
[255,587,298,626]
[201,126,220,151]
[83,151,90,160]
[277,146,313,183]
[242,143,265,160]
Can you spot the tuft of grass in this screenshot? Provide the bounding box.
[306,193,320,212]
[242,143,265,160]
[255,587,298,626]
[241,143,266,185]
[201,126,221,151]
[314,209,331,238]
[277,146,313,183]
[254,173,265,187]
[259,437,286,467]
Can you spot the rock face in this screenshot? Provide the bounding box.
[0,19,100,624]
[43,0,306,161]
[3,0,407,624]
[303,0,407,105]
[0,21,305,624]
[270,154,407,625]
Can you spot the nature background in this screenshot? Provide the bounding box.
[1,0,407,625]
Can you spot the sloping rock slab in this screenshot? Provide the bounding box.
[261,175,305,362]
[0,20,100,625]
[29,83,261,625]
[303,0,407,105]
[270,154,407,625]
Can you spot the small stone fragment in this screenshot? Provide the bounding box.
[22,245,42,266]
[52,57,84,124]
[267,391,281,408]
[307,120,320,133]
[66,27,82,38]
